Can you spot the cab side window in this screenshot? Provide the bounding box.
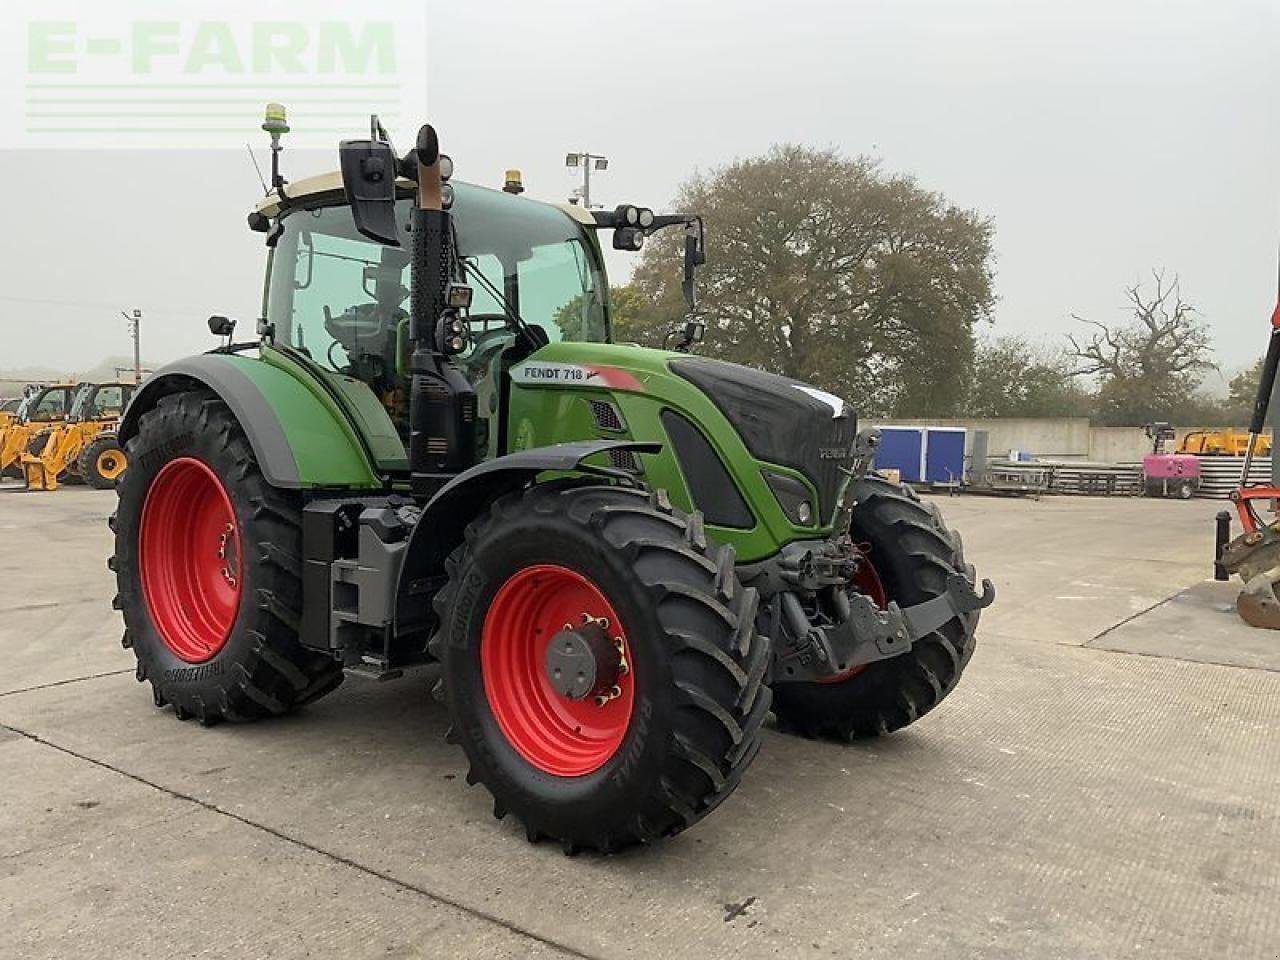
[92,386,124,418]
[34,390,66,418]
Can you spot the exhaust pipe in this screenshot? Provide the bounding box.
[406,125,477,497]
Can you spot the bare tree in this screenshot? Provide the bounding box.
[1066,271,1216,424]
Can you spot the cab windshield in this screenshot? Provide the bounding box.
[26,388,69,421]
[70,384,127,421]
[264,181,609,375]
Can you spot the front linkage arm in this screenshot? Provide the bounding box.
[773,572,995,683]
[764,426,996,684]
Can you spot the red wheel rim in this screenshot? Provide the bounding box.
[817,550,887,684]
[481,565,634,777]
[139,457,242,664]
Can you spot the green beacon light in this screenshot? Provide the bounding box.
[262,102,289,192]
[262,102,290,137]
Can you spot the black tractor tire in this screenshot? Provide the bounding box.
[110,391,342,724]
[430,483,771,854]
[772,475,980,739]
[79,435,127,489]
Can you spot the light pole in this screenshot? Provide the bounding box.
[565,150,608,208]
[122,309,142,384]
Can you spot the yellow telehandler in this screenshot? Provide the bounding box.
[21,381,134,491]
[0,383,80,479]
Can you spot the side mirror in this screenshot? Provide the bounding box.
[339,139,400,246]
[670,315,705,354]
[681,219,705,311]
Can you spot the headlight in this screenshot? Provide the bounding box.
[764,470,818,526]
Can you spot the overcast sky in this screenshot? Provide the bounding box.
[0,0,1275,383]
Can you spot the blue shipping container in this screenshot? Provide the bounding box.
[924,427,966,484]
[874,426,967,485]
[876,427,926,482]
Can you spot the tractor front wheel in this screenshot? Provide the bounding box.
[431,483,771,853]
[111,391,342,723]
[772,475,981,739]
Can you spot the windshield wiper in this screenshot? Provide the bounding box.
[459,255,540,345]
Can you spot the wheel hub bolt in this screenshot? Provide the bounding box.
[217,522,238,587]
[544,613,625,704]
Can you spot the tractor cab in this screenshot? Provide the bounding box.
[257,176,612,461]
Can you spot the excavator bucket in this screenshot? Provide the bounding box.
[1237,577,1280,630]
[1222,524,1280,630]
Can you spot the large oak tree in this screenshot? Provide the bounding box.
[621,145,996,417]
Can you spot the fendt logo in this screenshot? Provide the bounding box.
[0,2,427,148]
[511,363,597,386]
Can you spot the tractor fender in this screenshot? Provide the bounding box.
[119,355,380,490]
[394,440,661,635]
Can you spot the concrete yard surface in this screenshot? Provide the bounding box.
[1,483,1277,959]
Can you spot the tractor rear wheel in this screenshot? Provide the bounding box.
[79,435,127,489]
[772,475,980,739]
[431,483,770,853]
[110,391,342,723]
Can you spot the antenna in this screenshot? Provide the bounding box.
[246,143,269,195]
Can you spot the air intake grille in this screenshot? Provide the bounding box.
[588,398,626,433]
[607,448,643,474]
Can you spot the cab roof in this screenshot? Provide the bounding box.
[252,172,596,226]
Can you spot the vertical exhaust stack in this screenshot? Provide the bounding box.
[406,125,478,497]
[337,117,476,499]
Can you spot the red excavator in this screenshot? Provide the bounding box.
[1220,288,1280,628]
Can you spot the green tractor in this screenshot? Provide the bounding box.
[110,109,993,853]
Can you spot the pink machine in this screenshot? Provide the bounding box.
[1142,423,1200,499]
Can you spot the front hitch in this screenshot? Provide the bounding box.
[773,574,995,683]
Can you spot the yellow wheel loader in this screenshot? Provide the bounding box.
[0,383,80,479]
[20,381,134,491]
